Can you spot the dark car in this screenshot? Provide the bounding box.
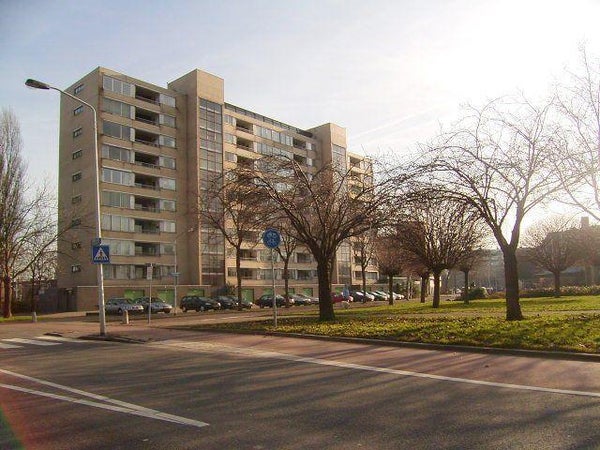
[214,295,253,309]
[290,293,316,306]
[180,296,221,312]
[133,297,173,314]
[256,294,287,308]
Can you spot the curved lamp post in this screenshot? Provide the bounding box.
[25,78,107,336]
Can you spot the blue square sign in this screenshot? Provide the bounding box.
[92,245,110,264]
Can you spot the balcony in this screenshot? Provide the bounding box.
[135,85,160,105]
[134,195,159,213]
[235,119,253,134]
[135,242,160,257]
[134,173,159,190]
[134,152,159,169]
[134,219,160,234]
[134,129,159,147]
[135,107,159,126]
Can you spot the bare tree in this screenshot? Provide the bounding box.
[374,229,405,305]
[199,167,268,310]
[418,96,564,319]
[396,196,485,308]
[251,157,391,321]
[522,216,580,297]
[273,223,300,307]
[352,229,376,293]
[457,249,485,304]
[554,47,600,221]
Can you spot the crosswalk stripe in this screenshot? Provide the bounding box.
[34,336,86,343]
[3,338,60,346]
[0,342,22,349]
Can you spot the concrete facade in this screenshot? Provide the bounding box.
[56,67,376,310]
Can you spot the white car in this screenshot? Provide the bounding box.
[105,298,145,315]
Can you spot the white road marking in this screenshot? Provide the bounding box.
[155,340,600,399]
[0,342,22,349]
[0,369,208,429]
[3,338,60,346]
[34,335,90,343]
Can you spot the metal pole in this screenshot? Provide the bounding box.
[25,80,107,336]
[173,240,178,316]
[271,248,277,327]
[148,263,153,324]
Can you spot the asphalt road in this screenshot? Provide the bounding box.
[0,326,599,449]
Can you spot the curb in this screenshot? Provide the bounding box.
[179,328,600,363]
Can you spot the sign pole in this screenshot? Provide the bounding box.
[271,247,277,327]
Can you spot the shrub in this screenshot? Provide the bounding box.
[468,287,489,300]
[521,285,600,298]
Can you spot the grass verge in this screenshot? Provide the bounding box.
[189,296,600,354]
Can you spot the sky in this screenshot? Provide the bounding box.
[1,0,600,201]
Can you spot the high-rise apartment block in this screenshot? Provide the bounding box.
[56,67,377,310]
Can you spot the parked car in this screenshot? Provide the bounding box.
[368,291,387,301]
[180,296,221,312]
[105,298,145,315]
[332,293,353,303]
[133,297,173,314]
[351,291,374,302]
[213,295,253,309]
[256,294,288,308]
[291,293,316,306]
[391,292,405,301]
[373,291,390,301]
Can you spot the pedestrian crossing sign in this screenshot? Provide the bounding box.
[92,245,110,264]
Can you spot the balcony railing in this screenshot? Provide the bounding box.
[135,138,159,147]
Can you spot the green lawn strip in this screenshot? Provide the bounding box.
[193,313,600,353]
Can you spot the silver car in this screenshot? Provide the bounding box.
[105,298,145,315]
[133,297,173,314]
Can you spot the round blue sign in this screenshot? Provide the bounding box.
[263,228,281,248]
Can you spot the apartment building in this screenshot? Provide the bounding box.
[56,67,376,310]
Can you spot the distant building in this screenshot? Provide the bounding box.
[56,67,374,310]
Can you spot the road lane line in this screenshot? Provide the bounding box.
[156,340,600,399]
[0,369,209,428]
[3,338,60,346]
[0,383,208,428]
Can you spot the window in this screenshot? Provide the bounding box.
[73,105,83,116]
[102,121,131,140]
[160,199,176,212]
[73,84,84,95]
[159,177,176,190]
[159,135,176,148]
[101,144,130,162]
[159,94,176,107]
[71,265,82,273]
[72,172,82,182]
[101,214,134,232]
[71,195,82,204]
[103,98,132,118]
[72,149,83,159]
[103,239,134,256]
[102,191,131,208]
[160,220,176,233]
[71,218,82,227]
[160,114,176,128]
[102,168,133,186]
[103,75,133,97]
[71,241,82,250]
[159,156,175,169]
[73,128,82,138]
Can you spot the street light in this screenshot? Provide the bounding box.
[25,78,107,336]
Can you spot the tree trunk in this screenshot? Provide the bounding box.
[317,259,334,321]
[3,275,12,318]
[420,273,428,303]
[463,269,470,304]
[388,275,394,306]
[432,270,441,308]
[553,270,561,298]
[283,262,290,307]
[362,267,367,294]
[502,248,523,320]
[236,248,243,311]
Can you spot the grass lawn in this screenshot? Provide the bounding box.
[190,295,600,353]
